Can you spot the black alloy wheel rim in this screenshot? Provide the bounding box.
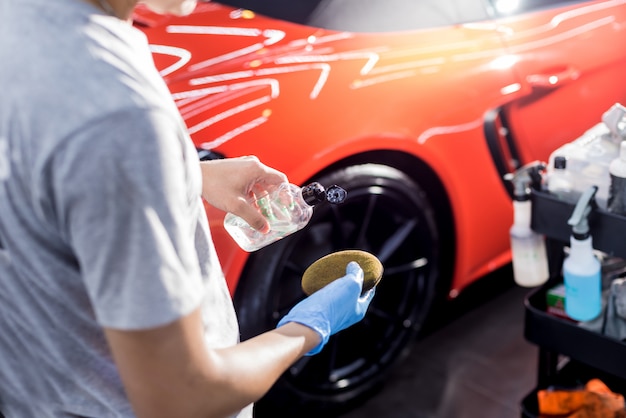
[267,179,437,397]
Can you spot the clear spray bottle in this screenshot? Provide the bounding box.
[504,164,550,287]
[224,182,347,252]
[563,185,602,321]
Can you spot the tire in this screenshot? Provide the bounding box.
[234,163,443,417]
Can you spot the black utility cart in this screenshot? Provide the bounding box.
[521,189,626,417]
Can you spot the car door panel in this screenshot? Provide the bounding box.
[497,0,626,164]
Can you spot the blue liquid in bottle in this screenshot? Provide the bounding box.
[563,236,602,322]
[564,270,602,321]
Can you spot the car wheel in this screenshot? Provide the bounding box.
[234,163,443,417]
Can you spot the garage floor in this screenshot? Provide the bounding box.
[337,265,538,418]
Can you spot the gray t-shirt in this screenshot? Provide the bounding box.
[0,1,250,416]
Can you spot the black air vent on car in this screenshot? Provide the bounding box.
[197,149,225,161]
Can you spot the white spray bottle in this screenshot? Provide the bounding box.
[563,185,602,321]
[505,164,550,287]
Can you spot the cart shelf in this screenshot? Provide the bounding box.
[521,189,626,417]
[524,283,626,380]
[531,189,626,258]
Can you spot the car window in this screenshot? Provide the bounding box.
[216,0,491,32]
[215,0,323,26]
[216,0,595,31]
[308,0,491,31]
[486,0,592,16]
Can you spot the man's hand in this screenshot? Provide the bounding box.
[277,261,376,355]
[200,156,288,233]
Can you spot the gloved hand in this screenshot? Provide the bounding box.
[277,261,376,355]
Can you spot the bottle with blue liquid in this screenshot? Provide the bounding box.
[563,186,602,321]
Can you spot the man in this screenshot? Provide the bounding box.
[0,0,374,416]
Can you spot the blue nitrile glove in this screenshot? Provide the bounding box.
[277,261,376,355]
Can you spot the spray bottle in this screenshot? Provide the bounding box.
[563,185,602,321]
[504,164,550,287]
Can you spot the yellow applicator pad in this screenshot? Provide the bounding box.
[301,250,383,296]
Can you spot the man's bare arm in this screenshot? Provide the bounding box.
[105,307,319,418]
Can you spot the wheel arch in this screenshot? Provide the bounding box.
[231,149,459,415]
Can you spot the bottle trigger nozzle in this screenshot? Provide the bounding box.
[504,161,546,201]
[567,185,598,239]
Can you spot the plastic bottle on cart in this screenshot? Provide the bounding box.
[505,165,549,287]
[546,103,626,208]
[608,141,626,216]
[224,182,347,252]
[563,186,602,322]
[547,156,574,201]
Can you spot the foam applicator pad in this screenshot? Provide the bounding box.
[301,250,383,296]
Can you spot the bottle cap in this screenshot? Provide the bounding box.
[326,185,347,204]
[302,182,327,206]
[301,183,348,206]
[554,156,567,170]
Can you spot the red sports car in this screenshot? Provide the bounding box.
[134,0,626,415]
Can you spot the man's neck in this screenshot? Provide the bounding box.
[84,0,137,20]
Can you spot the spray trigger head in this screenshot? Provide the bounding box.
[504,161,546,201]
[602,103,626,139]
[567,185,598,239]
